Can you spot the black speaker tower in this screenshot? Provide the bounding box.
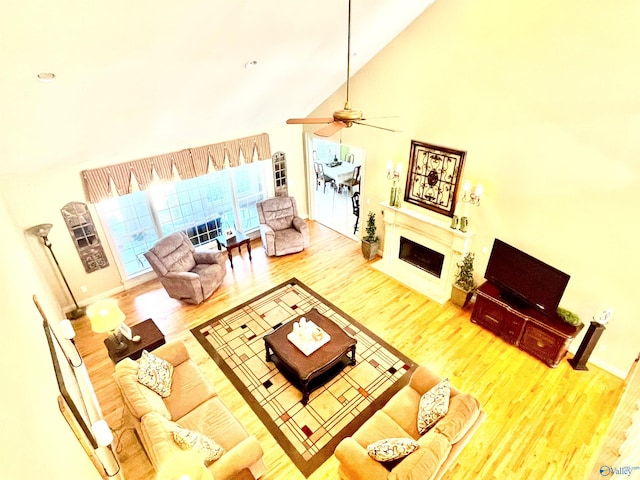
[568,321,606,371]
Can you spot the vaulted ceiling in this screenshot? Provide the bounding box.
[1,0,435,175]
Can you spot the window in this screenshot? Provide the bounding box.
[97,162,268,279]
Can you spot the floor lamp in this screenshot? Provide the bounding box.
[27,223,86,320]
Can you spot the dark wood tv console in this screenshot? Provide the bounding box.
[471,282,583,367]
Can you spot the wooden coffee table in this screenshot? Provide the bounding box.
[105,318,166,363]
[263,308,357,405]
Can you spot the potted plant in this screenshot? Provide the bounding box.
[557,307,582,327]
[361,211,380,260]
[451,252,477,308]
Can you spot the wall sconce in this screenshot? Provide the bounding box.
[456,180,484,232]
[59,319,83,367]
[91,419,114,447]
[461,180,483,206]
[386,160,402,180]
[386,161,403,207]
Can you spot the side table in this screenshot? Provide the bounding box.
[105,318,166,363]
[215,232,252,269]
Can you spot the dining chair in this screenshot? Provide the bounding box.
[314,162,335,193]
[339,165,361,195]
[351,192,360,235]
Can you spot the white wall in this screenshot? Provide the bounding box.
[307,0,640,377]
[0,198,102,479]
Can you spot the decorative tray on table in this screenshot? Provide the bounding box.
[287,319,331,356]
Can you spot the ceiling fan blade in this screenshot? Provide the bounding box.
[286,117,334,125]
[315,121,347,137]
[360,115,400,121]
[353,121,402,133]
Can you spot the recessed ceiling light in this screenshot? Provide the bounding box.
[244,60,258,69]
[37,73,56,82]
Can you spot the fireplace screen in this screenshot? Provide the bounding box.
[399,237,444,278]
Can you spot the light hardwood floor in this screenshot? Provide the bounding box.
[73,221,624,480]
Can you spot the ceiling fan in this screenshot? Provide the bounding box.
[286,0,399,137]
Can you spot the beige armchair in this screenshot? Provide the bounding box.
[256,196,309,256]
[144,232,226,304]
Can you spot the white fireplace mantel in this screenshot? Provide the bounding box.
[373,202,475,303]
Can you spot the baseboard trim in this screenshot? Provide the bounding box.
[567,344,628,379]
[61,272,156,316]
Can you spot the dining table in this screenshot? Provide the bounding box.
[323,161,360,186]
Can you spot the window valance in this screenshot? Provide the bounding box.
[81,133,271,203]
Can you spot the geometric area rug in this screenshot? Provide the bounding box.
[191,278,416,477]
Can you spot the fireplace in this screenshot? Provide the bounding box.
[399,237,444,278]
[374,203,475,303]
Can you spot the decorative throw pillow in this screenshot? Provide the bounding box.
[417,378,450,434]
[367,438,420,462]
[173,427,225,464]
[136,350,174,397]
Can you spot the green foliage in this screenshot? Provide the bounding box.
[454,252,476,291]
[363,211,379,243]
[557,307,582,326]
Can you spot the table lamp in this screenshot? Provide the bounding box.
[87,299,127,353]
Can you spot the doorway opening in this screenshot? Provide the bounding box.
[306,135,364,240]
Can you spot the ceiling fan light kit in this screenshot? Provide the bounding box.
[333,102,363,125]
[286,0,398,137]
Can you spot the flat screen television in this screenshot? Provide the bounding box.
[484,239,570,317]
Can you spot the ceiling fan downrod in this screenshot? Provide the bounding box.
[345,0,352,110]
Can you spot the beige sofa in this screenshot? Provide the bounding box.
[335,365,485,480]
[114,341,265,479]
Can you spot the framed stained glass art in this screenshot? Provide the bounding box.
[404,141,466,217]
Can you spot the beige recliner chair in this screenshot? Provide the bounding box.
[144,232,226,304]
[256,196,309,256]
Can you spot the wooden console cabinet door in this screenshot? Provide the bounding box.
[502,315,526,345]
[471,284,526,345]
[472,293,526,345]
[520,322,570,368]
[471,293,503,336]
